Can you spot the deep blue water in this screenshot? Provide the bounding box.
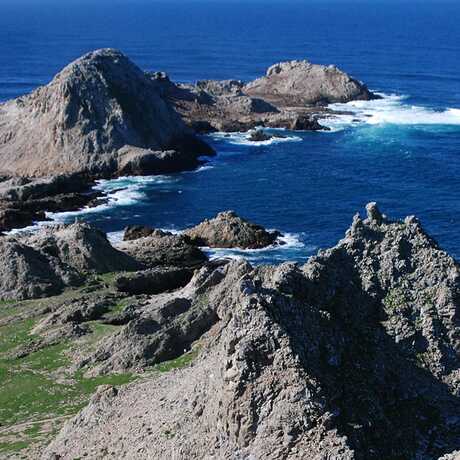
[1,1,460,263]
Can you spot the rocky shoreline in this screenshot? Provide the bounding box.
[0,48,377,233]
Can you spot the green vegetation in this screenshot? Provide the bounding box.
[152,347,201,373]
[0,307,135,455]
[383,288,410,313]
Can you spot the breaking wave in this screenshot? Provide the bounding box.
[323,93,460,131]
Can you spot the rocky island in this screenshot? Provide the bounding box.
[0,49,458,460]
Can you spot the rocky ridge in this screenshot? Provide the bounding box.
[37,204,460,460]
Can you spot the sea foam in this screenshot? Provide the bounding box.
[323,93,460,130]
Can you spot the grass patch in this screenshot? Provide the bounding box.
[0,309,136,454]
[152,347,201,373]
[0,318,36,355]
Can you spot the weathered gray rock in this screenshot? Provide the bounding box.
[44,205,460,460]
[25,222,140,274]
[0,49,213,178]
[184,210,281,249]
[119,230,208,268]
[245,60,379,106]
[122,224,156,241]
[0,222,139,301]
[0,237,81,301]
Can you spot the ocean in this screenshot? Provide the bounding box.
[1,0,460,263]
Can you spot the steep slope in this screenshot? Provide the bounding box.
[43,204,460,460]
[0,49,212,177]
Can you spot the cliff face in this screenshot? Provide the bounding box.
[42,204,460,460]
[0,49,212,177]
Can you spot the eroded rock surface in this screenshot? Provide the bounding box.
[156,59,378,134]
[0,49,213,178]
[0,222,139,301]
[118,230,208,268]
[44,204,460,459]
[184,210,281,249]
[245,60,378,106]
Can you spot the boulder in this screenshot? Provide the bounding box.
[123,225,156,241]
[0,237,81,301]
[0,49,213,177]
[119,230,208,268]
[247,129,273,142]
[184,211,281,249]
[245,60,379,106]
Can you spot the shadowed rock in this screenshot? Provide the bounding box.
[0,222,139,301]
[119,229,208,268]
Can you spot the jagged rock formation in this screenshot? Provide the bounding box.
[0,222,139,301]
[0,49,213,178]
[155,60,378,133]
[245,60,378,106]
[184,210,281,249]
[43,204,460,459]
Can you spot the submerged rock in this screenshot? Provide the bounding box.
[44,205,460,460]
[184,210,281,249]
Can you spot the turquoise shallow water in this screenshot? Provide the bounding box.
[1,1,460,262]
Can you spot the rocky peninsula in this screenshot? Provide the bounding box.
[0,204,458,459]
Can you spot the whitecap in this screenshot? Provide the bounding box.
[323,93,460,130]
[210,131,302,146]
[203,232,315,265]
[46,174,179,223]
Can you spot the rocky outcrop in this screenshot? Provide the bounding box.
[44,204,460,459]
[245,60,378,106]
[0,49,213,178]
[0,237,81,301]
[159,59,377,134]
[0,174,99,232]
[0,222,139,301]
[25,222,140,274]
[184,210,281,249]
[118,229,208,268]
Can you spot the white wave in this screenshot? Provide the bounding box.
[46,174,179,223]
[210,131,302,146]
[203,232,314,264]
[323,93,460,130]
